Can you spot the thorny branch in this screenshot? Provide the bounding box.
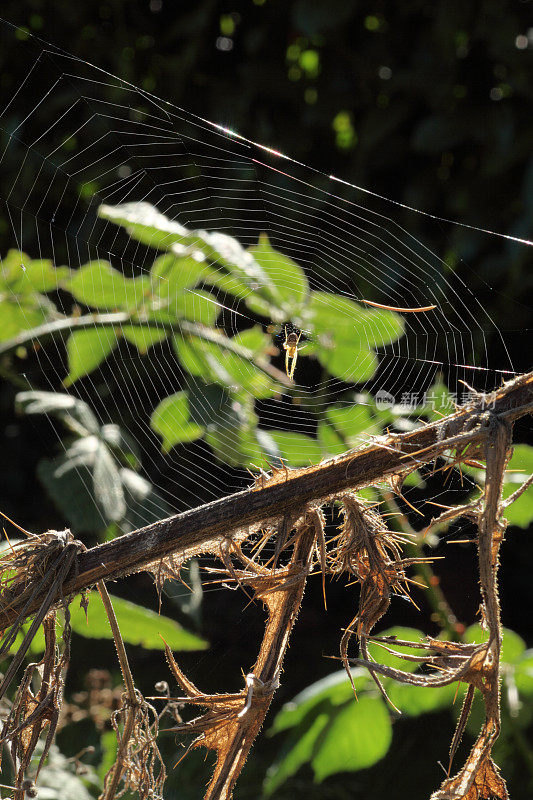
[1,369,531,630]
[0,370,531,799]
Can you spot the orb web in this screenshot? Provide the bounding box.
[0,20,524,543]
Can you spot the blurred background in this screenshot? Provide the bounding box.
[0,2,532,798]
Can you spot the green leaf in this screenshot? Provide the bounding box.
[318,403,376,454]
[515,650,533,698]
[0,296,56,341]
[464,624,526,665]
[172,334,275,398]
[311,694,392,781]
[99,201,192,250]
[309,291,404,349]
[502,444,533,528]
[318,341,378,383]
[0,249,69,293]
[174,289,220,324]
[67,260,149,310]
[248,233,309,313]
[151,392,203,452]
[151,251,210,295]
[307,291,404,382]
[264,713,330,796]
[70,590,207,650]
[99,730,118,781]
[260,430,322,467]
[99,202,270,297]
[270,668,368,735]
[367,626,426,674]
[64,328,118,385]
[122,325,168,352]
[385,681,455,717]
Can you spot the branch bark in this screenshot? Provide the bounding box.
[1,370,531,631]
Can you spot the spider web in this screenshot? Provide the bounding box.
[0,19,527,544]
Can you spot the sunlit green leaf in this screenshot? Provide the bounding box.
[367,626,426,674]
[515,650,533,698]
[502,445,533,528]
[318,403,376,454]
[64,328,118,385]
[385,680,455,716]
[173,335,275,398]
[309,291,404,349]
[174,289,220,324]
[70,590,207,650]
[261,430,322,467]
[99,202,270,297]
[464,624,526,665]
[151,251,210,294]
[0,249,69,293]
[151,391,203,452]
[311,694,392,781]
[317,340,378,383]
[122,325,168,352]
[67,260,149,310]
[248,233,308,313]
[0,297,55,341]
[270,668,368,735]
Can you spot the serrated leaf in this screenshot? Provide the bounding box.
[309,291,404,349]
[99,201,191,249]
[249,233,308,313]
[151,391,203,452]
[64,328,118,385]
[67,260,149,310]
[318,342,378,383]
[99,202,270,296]
[311,694,392,781]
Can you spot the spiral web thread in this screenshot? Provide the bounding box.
[0,20,526,551]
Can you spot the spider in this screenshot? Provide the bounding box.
[283,325,304,381]
[280,299,436,382]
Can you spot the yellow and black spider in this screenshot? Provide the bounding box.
[282,325,304,381]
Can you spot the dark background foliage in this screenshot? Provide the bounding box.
[0,2,532,798]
